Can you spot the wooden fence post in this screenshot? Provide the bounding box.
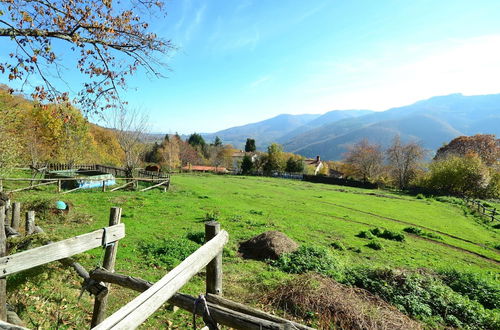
[11,202,20,231]
[57,180,61,193]
[0,180,3,192]
[492,209,497,222]
[0,206,7,321]
[25,211,35,235]
[91,207,122,327]
[205,221,222,296]
[102,180,106,192]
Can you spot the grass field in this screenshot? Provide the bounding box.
[4,173,500,328]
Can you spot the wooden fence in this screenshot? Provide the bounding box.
[0,203,311,329]
[464,198,499,221]
[0,177,169,194]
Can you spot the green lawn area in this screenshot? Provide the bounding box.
[5,173,500,328]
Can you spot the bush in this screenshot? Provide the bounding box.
[344,267,499,329]
[403,227,443,240]
[270,246,344,279]
[416,193,425,199]
[356,230,375,239]
[423,155,496,198]
[358,228,405,242]
[366,240,383,250]
[330,241,346,251]
[438,269,500,309]
[139,238,200,269]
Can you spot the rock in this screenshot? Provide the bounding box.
[239,231,299,261]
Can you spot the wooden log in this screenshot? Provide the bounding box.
[0,223,125,278]
[90,268,153,292]
[205,221,222,296]
[91,208,122,327]
[109,181,135,192]
[58,258,108,299]
[10,203,20,231]
[93,230,229,330]
[139,180,169,192]
[172,293,285,330]
[0,207,6,321]
[25,211,35,235]
[206,294,314,330]
[8,180,57,193]
[61,186,82,194]
[89,269,293,330]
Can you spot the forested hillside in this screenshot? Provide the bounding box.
[0,85,124,170]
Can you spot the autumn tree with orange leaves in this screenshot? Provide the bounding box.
[434,134,499,166]
[0,0,172,113]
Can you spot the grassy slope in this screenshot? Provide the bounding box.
[7,174,500,328]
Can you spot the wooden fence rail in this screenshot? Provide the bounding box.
[0,224,125,277]
[464,198,498,221]
[93,230,229,329]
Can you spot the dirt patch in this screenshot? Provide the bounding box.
[239,231,298,260]
[263,273,422,330]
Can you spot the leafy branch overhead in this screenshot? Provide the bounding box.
[0,0,173,113]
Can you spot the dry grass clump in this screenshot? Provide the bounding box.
[263,273,422,330]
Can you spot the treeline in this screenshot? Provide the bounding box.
[341,135,500,199]
[143,133,236,170]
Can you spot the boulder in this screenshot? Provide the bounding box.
[239,231,299,260]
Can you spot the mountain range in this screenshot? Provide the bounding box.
[200,93,500,160]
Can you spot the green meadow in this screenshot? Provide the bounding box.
[5,173,500,328]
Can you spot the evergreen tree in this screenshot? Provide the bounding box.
[245,138,256,152]
[214,136,222,147]
[241,155,254,175]
[188,133,206,147]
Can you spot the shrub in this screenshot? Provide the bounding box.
[423,155,494,198]
[270,246,344,279]
[366,240,383,250]
[344,267,499,329]
[330,241,346,251]
[356,230,375,239]
[416,193,425,199]
[372,228,405,242]
[403,227,443,240]
[139,238,200,269]
[438,269,500,309]
[358,228,405,242]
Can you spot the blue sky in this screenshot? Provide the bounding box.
[3,0,500,134]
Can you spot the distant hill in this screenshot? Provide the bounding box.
[284,93,500,160]
[276,109,373,143]
[200,114,320,150]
